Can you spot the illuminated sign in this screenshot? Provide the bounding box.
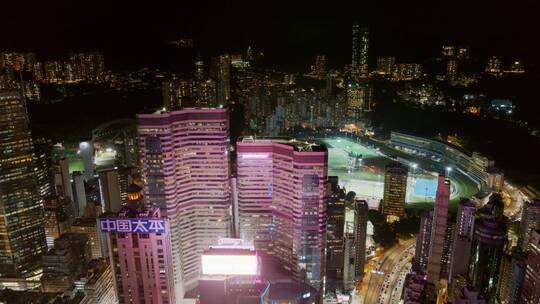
[99,218,166,234]
[201,254,258,276]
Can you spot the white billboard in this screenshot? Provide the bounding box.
[201,254,259,276]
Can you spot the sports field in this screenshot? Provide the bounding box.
[323,137,479,206]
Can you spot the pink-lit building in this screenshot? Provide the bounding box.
[100,207,174,304]
[236,137,327,290]
[427,172,450,284]
[137,108,232,299]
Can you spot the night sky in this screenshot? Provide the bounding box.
[3,1,540,71]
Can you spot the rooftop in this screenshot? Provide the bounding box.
[238,136,327,152]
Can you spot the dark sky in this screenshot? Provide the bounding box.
[3,1,540,71]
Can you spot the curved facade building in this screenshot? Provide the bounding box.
[468,217,507,300]
[236,137,327,290]
[137,108,231,300]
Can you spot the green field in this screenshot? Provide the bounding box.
[323,137,479,208]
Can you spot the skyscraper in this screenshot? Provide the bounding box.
[212,54,231,105]
[137,108,231,299]
[496,248,526,304]
[0,90,46,280]
[449,199,476,281]
[382,162,408,222]
[351,24,369,79]
[98,169,123,213]
[468,217,507,300]
[426,173,450,284]
[519,200,540,252]
[354,200,368,279]
[522,230,540,303]
[414,211,433,273]
[100,207,175,304]
[236,137,327,290]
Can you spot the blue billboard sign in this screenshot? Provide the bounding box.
[99,218,166,234]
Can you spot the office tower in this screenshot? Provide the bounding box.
[376,56,395,75]
[54,157,74,204]
[43,196,71,249]
[522,230,540,303]
[403,274,436,304]
[441,45,455,57]
[100,207,175,304]
[75,258,117,304]
[73,171,87,217]
[98,169,122,213]
[449,199,476,280]
[71,217,107,259]
[351,24,369,79]
[34,142,54,198]
[440,222,455,279]
[0,90,46,280]
[447,60,458,79]
[313,55,326,79]
[195,55,204,81]
[41,233,91,293]
[162,79,195,109]
[485,56,502,75]
[426,173,450,284]
[354,200,368,279]
[325,73,333,96]
[326,177,346,288]
[468,217,507,300]
[453,286,486,304]
[236,137,327,290]
[497,249,526,304]
[486,166,504,192]
[382,162,408,222]
[414,211,433,273]
[195,79,217,106]
[212,54,231,105]
[137,108,231,298]
[519,200,540,251]
[79,141,94,178]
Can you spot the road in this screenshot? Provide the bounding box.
[355,238,415,304]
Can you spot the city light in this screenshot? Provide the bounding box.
[201,254,259,276]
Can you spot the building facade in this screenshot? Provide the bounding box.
[236,137,328,290]
[382,162,408,222]
[0,90,46,280]
[137,108,231,299]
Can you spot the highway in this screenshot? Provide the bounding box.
[356,238,415,304]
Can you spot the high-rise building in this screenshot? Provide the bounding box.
[53,157,74,205]
[392,63,422,80]
[236,137,327,290]
[195,55,204,81]
[75,258,117,304]
[0,90,46,280]
[100,207,175,304]
[313,55,326,79]
[212,54,231,105]
[496,248,526,304]
[43,196,70,249]
[522,230,540,303]
[79,141,94,178]
[376,56,396,75]
[351,24,369,79]
[486,166,504,193]
[414,211,433,273]
[519,200,540,251]
[468,217,507,300]
[354,200,368,279]
[73,171,87,217]
[325,177,346,288]
[447,60,458,79]
[41,233,91,293]
[449,199,476,281]
[137,108,231,299]
[71,217,107,259]
[98,169,122,213]
[457,46,470,60]
[382,162,408,222]
[426,173,450,284]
